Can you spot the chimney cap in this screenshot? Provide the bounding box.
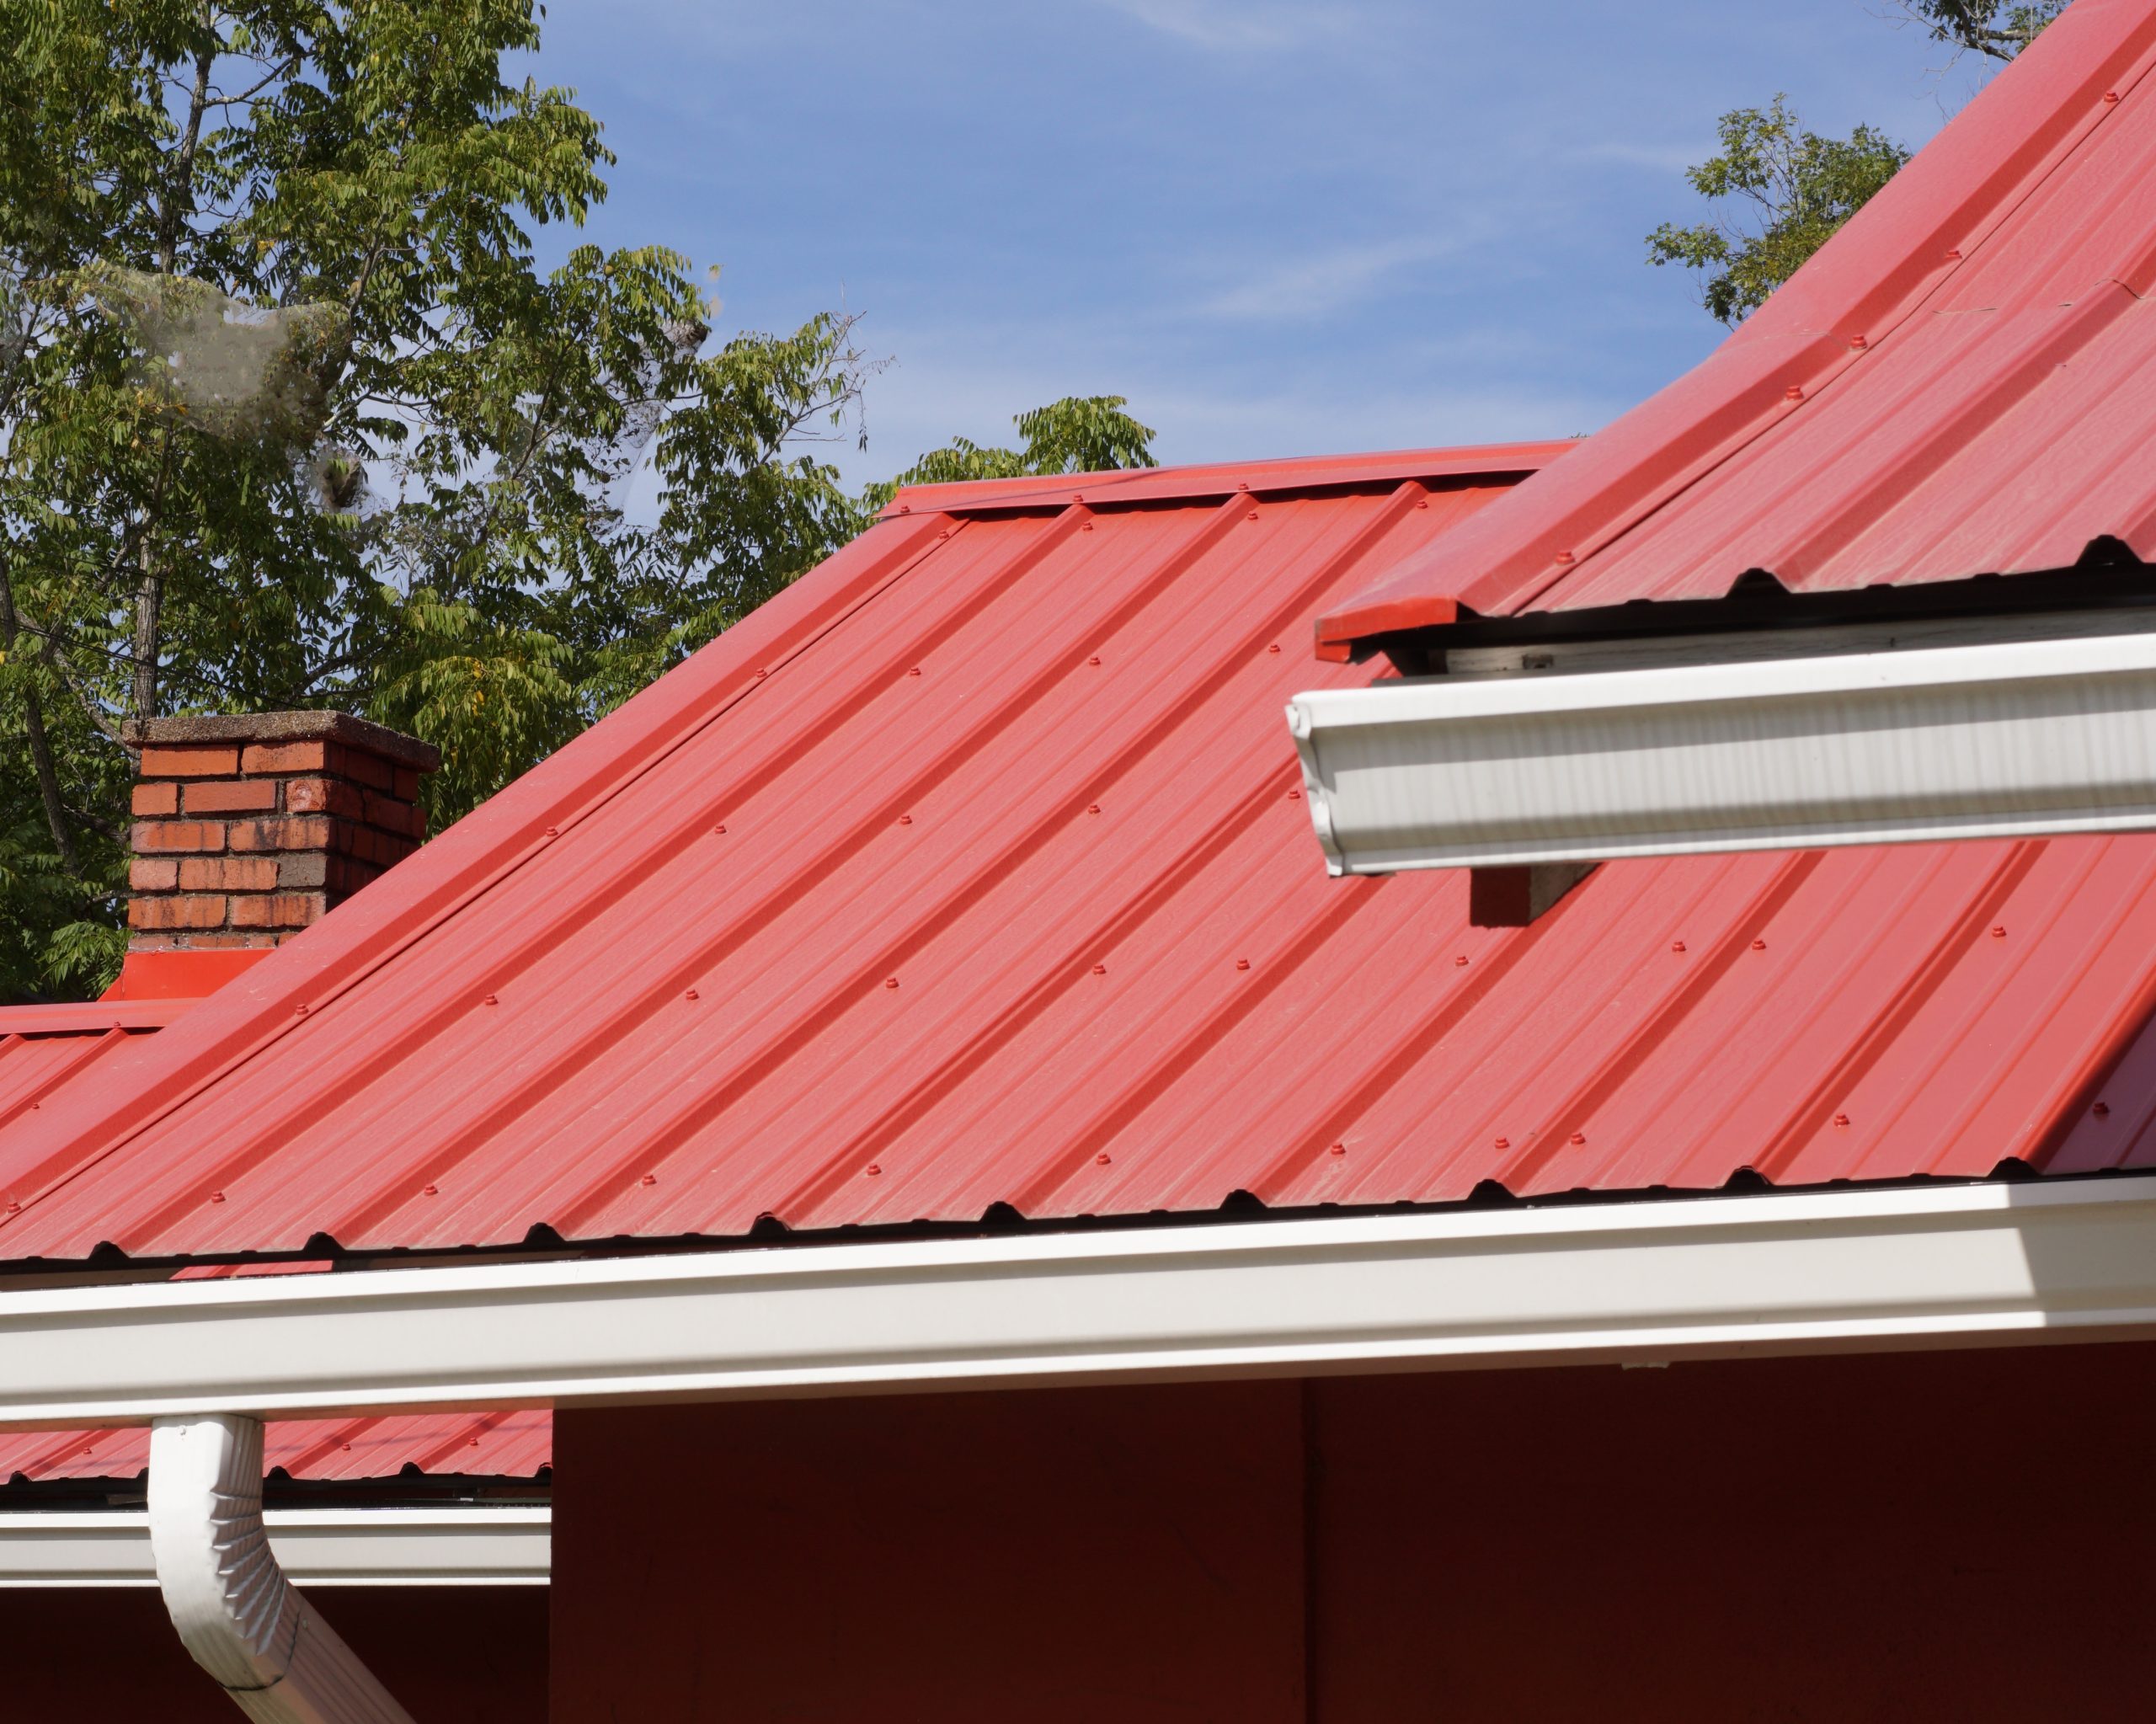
[121,711,440,772]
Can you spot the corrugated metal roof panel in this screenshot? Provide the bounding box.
[2,1016,549,1482]
[1315,0,2156,649]
[0,1408,551,1485]
[2,440,2153,1264]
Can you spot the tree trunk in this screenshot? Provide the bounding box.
[132,537,163,721]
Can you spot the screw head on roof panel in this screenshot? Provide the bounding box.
[898,814,912,825]
[1289,788,1302,800]
[1570,1132,1587,1145]
[1097,1152,1111,1165]
[642,1173,657,1186]
[884,977,899,990]
[1991,925,2006,938]
[483,994,498,1006]
[908,666,921,677]
[295,1003,309,1015]
[1454,954,1469,967]
[714,824,726,834]
[1329,1143,1346,1157]
[1849,335,1868,350]
[1833,1113,1850,1128]
[1088,655,1101,665]
[1092,963,1107,974]
[209,1191,226,1203]
[544,825,558,837]
[1945,248,1962,261]
[1247,510,1259,520]
[685,989,699,1001]
[866,1163,881,1176]
[1752,938,1767,951]
[1785,386,1804,402]
[2105,90,2121,104]
[423,1184,437,1196]
[1088,803,1101,814]
[1494,1137,1510,1150]
[1268,643,1281,654]
[1554,549,1575,564]
[1235,958,1251,970]
[1672,940,1687,953]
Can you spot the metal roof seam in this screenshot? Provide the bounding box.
[1748,841,2047,1182]
[772,766,1308,1220]
[1498,851,1831,1193]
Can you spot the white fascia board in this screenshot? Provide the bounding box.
[1287,631,2156,874]
[1,1177,2155,1428]
[0,1507,550,1588]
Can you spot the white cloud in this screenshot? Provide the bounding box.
[1198,235,1476,323]
[1091,0,1356,53]
[1570,140,1710,174]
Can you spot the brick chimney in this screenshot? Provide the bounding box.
[120,713,440,960]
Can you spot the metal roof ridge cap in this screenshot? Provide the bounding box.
[881,442,1575,519]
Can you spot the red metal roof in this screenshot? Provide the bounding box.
[0,1407,551,1486]
[2,1009,547,1480]
[1316,0,2156,653]
[3,440,2154,1263]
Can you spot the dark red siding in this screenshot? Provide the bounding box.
[555,1345,2156,1721]
[551,1383,1307,1722]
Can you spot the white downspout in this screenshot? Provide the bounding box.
[148,1414,416,1724]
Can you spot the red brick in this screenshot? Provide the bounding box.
[139,744,240,778]
[329,743,397,792]
[393,767,421,801]
[328,856,382,896]
[364,792,424,838]
[228,893,325,929]
[286,777,365,818]
[179,857,279,893]
[239,740,329,775]
[131,782,179,816]
[128,858,181,892]
[180,779,280,815]
[128,895,227,931]
[229,816,334,853]
[131,819,226,854]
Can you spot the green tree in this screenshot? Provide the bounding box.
[1647,3,2063,323]
[1646,98,1910,324]
[0,0,873,1000]
[866,395,1158,508]
[1892,0,2066,60]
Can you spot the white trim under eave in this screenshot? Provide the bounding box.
[0,1177,2154,1427]
[0,1506,549,1588]
[1287,631,2156,874]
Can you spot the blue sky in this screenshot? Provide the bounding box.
[526,2,2003,488]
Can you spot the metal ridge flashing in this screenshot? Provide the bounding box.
[0,1176,2153,1428]
[881,441,1572,518]
[0,1505,550,1588]
[1289,632,2156,875]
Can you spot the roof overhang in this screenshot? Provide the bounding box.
[0,1176,2153,1428]
[0,1505,548,1588]
[1289,631,2156,874]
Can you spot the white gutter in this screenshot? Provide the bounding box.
[0,1506,549,1588]
[149,1414,414,1722]
[1287,631,2156,874]
[0,1177,2153,1426]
